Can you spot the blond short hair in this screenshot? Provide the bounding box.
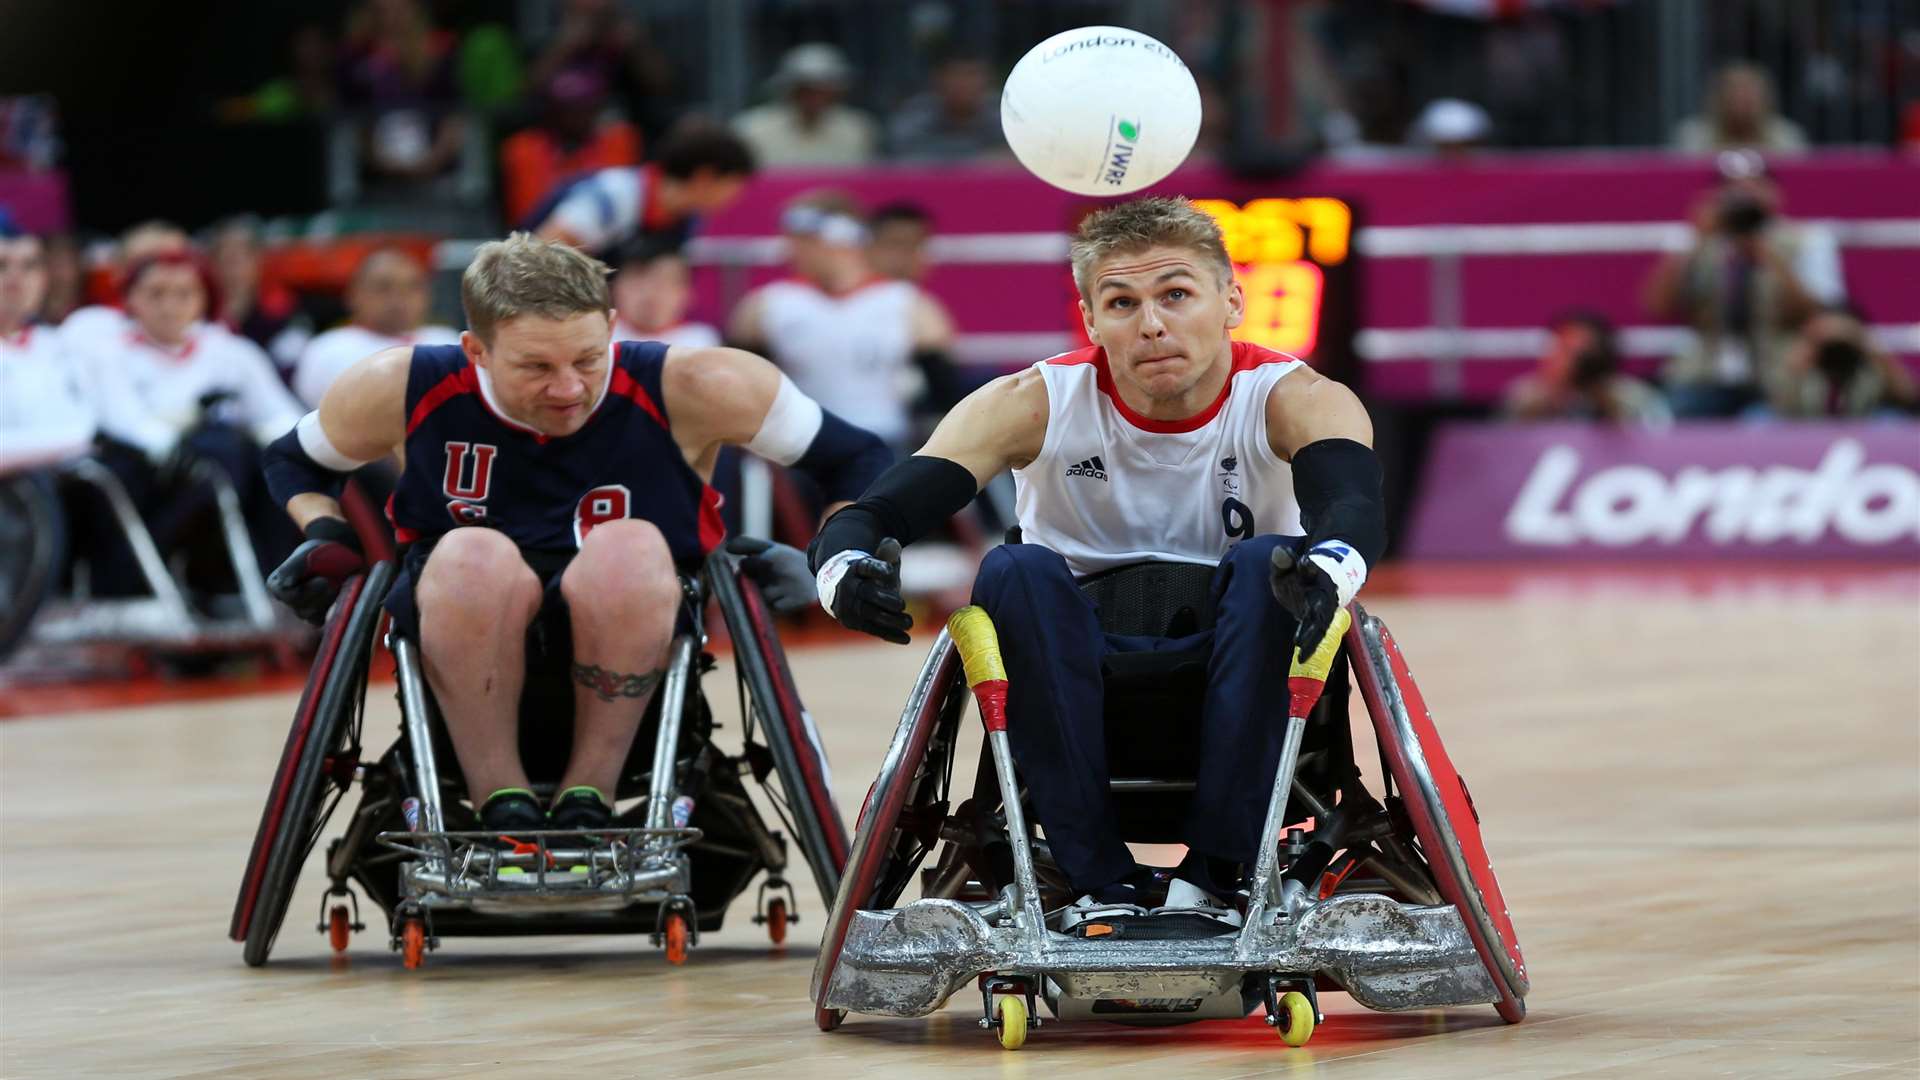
[1069,196,1233,300]
[461,232,611,342]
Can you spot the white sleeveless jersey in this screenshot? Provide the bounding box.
[757,278,919,445]
[1013,342,1306,577]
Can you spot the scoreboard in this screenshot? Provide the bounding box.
[1192,197,1358,382]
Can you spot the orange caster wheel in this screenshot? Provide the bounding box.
[663,913,690,965]
[400,918,427,969]
[327,905,352,953]
[766,898,788,946]
[815,1006,845,1032]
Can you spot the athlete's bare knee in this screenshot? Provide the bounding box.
[564,520,678,614]
[419,528,540,623]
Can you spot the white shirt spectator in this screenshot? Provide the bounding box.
[83,322,303,459]
[294,323,460,407]
[611,317,721,351]
[541,165,667,255]
[732,102,878,167]
[0,324,96,469]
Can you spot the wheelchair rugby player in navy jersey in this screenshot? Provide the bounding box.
[231,234,890,966]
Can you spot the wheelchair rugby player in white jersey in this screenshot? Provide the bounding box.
[806,196,1528,1045]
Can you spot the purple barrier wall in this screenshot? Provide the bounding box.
[1404,421,1920,560]
[691,153,1920,400]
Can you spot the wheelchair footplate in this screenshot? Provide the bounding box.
[377,825,703,916]
[818,889,1502,1022]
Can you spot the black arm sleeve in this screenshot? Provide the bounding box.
[911,348,965,414]
[806,455,979,571]
[1290,438,1387,565]
[790,409,895,506]
[263,425,350,508]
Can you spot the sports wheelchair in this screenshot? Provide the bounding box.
[810,561,1527,1049]
[230,547,849,968]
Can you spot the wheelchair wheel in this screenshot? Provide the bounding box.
[706,552,850,905]
[230,561,398,966]
[810,632,966,1031]
[1347,603,1529,1023]
[0,474,65,662]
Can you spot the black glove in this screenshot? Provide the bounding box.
[267,517,367,624]
[818,537,912,644]
[726,535,815,616]
[1269,546,1341,659]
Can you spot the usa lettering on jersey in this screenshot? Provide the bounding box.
[443,441,498,525]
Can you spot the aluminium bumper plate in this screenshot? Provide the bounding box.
[820,893,1501,1018]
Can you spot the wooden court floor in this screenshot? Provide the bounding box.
[3,578,1917,1078]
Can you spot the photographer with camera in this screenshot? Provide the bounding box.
[1766,305,1918,419]
[1642,150,1844,418]
[1503,311,1670,427]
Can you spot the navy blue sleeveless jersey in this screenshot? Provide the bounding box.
[389,341,723,561]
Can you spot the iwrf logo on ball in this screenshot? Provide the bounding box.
[1100,118,1141,189]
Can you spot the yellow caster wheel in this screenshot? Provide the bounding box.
[1275,991,1315,1047]
[994,995,1029,1050]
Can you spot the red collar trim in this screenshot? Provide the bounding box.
[2,325,31,349]
[129,328,200,362]
[1053,341,1282,435]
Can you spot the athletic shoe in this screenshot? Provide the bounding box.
[548,786,613,831]
[478,788,545,833]
[1154,877,1245,928]
[1058,893,1148,935]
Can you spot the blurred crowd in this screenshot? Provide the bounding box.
[1,0,1916,664]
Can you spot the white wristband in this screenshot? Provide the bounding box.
[815,549,868,614]
[1306,541,1368,608]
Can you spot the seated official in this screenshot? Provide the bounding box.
[809,197,1385,926]
[263,234,890,833]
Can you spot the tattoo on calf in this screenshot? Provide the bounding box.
[571,663,664,703]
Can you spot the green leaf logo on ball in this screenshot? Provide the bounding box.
[1118,120,1139,141]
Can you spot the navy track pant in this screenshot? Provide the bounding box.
[969,535,1303,894]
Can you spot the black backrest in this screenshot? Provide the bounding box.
[1077,561,1218,637]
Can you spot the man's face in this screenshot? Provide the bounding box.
[612,255,691,331]
[1541,322,1597,381]
[127,264,206,346]
[683,170,748,215]
[935,60,989,117]
[0,236,48,330]
[1081,244,1242,403]
[350,253,431,337]
[210,229,258,293]
[466,311,613,437]
[868,219,929,282]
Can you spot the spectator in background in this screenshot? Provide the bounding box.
[336,0,467,193]
[867,202,933,283]
[207,218,303,369]
[531,122,754,256]
[58,219,190,363]
[1502,311,1670,428]
[74,253,304,597]
[886,50,1005,162]
[1642,151,1842,417]
[610,240,720,350]
[1409,98,1493,159]
[294,248,457,407]
[1768,305,1918,419]
[499,69,642,227]
[0,226,94,469]
[729,190,957,452]
[37,232,81,325]
[732,44,878,167]
[1672,63,1807,154]
[227,24,338,123]
[524,0,675,144]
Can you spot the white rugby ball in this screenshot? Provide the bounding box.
[1000,25,1202,197]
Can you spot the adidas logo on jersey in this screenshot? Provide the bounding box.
[1065,456,1108,482]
